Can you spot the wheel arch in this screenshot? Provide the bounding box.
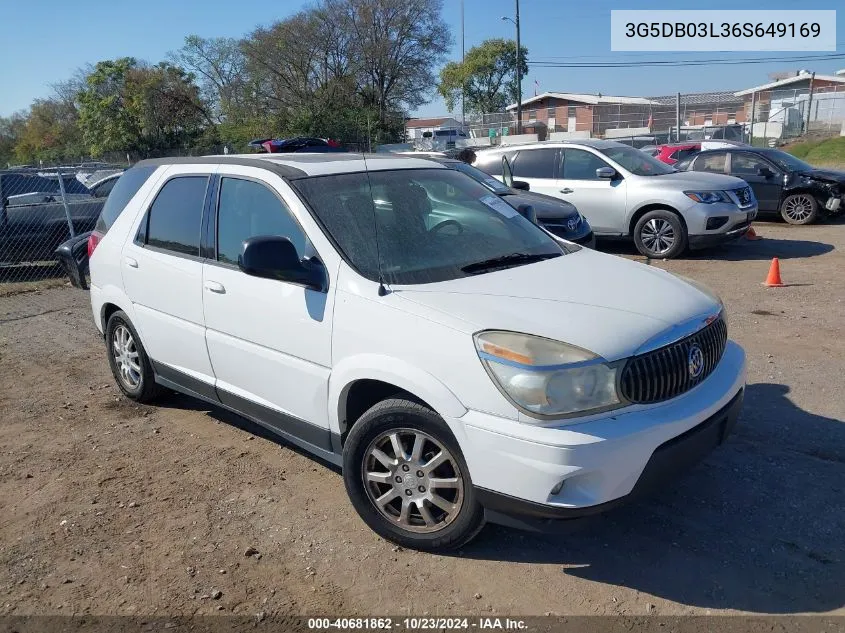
[329,355,469,443]
[628,203,687,237]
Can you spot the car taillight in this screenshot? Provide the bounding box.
[87,230,104,258]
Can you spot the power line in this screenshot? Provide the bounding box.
[531,53,845,68]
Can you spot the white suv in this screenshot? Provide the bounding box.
[474,140,758,259]
[88,154,746,551]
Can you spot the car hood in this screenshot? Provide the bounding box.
[802,168,845,184]
[392,248,720,362]
[501,190,579,220]
[640,171,748,190]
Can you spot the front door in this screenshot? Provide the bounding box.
[121,168,216,388]
[557,148,628,234]
[201,167,338,451]
[728,152,783,212]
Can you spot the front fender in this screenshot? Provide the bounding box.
[328,354,469,436]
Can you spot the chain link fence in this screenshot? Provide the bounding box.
[0,165,123,320]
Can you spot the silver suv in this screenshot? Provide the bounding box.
[474,139,757,259]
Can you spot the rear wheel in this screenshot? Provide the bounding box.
[343,398,485,551]
[105,311,165,403]
[633,210,687,259]
[780,193,819,225]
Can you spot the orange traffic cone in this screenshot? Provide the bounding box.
[746,225,763,241]
[762,258,785,287]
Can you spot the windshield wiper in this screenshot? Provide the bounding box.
[461,252,560,274]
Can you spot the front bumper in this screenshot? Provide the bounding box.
[453,340,746,530]
[688,221,752,249]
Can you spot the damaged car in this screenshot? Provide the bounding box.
[676,147,844,225]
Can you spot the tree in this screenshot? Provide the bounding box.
[78,57,211,157]
[438,39,528,115]
[0,114,26,167]
[13,97,84,164]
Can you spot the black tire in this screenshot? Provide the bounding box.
[633,209,687,259]
[343,398,485,552]
[780,193,819,225]
[105,310,165,403]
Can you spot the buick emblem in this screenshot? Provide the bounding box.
[688,344,705,379]
[566,217,579,232]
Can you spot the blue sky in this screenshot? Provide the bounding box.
[1,0,843,118]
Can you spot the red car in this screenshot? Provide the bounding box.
[650,143,701,165]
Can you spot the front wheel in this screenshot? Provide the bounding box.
[780,193,819,225]
[633,210,687,259]
[342,398,485,551]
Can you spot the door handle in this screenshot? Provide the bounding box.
[560,188,574,194]
[124,257,138,268]
[204,281,226,294]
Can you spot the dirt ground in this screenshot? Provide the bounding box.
[1,218,844,619]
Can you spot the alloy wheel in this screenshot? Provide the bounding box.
[783,195,814,223]
[362,428,464,534]
[640,218,676,255]
[112,324,141,390]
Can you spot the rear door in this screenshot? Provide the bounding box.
[727,152,782,212]
[121,166,216,390]
[557,148,627,234]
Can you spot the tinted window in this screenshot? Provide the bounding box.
[95,166,157,233]
[671,148,698,161]
[144,176,208,256]
[732,153,774,176]
[598,145,675,175]
[292,169,563,285]
[451,162,511,194]
[473,151,516,176]
[512,148,557,179]
[217,177,307,266]
[92,177,118,198]
[562,149,610,180]
[693,153,727,173]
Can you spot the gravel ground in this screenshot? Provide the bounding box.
[0,218,843,618]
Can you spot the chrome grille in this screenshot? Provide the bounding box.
[620,316,728,404]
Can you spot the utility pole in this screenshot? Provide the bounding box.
[502,0,522,134]
[461,0,465,128]
[804,71,816,136]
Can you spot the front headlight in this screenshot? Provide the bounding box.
[474,331,622,419]
[684,190,731,204]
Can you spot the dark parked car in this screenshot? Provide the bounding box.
[675,147,845,225]
[423,157,595,247]
[0,172,104,264]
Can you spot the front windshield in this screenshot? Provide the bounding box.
[292,168,563,285]
[599,145,677,176]
[765,150,813,172]
[450,162,511,194]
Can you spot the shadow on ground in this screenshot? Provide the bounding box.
[455,382,845,613]
[599,234,834,261]
[156,380,845,613]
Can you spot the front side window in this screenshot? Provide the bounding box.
[216,177,307,266]
[144,176,208,256]
[693,153,727,173]
[561,149,610,180]
[732,153,774,176]
[511,148,557,179]
[292,169,563,285]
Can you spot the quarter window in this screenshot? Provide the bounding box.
[144,176,208,256]
[216,177,307,266]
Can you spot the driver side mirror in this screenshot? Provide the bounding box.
[596,166,616,179]
[239,235,327,292]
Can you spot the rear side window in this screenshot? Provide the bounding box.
[142,176,208,257]
[511,148,557,179]
[95,166,156,233]
[216,177,307,266]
